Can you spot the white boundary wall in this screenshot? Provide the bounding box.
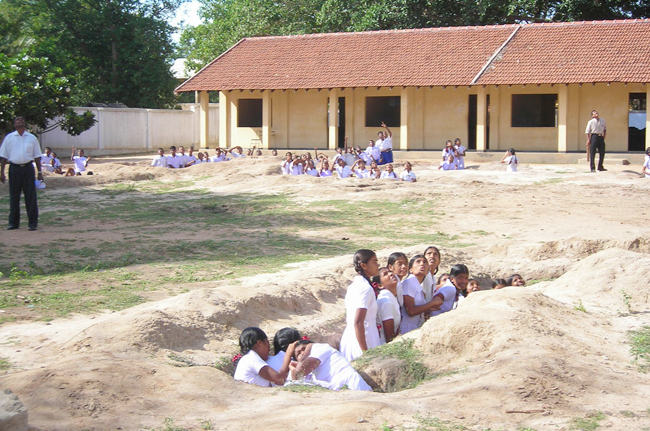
[40,104,219,156]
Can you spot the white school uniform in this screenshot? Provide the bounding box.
[335,164,352,178]
[233,350,271,387]
[400,170,416,182]
[455,144,466,169]
[52,158,61,171]
[354,168,371,179]
[430,279,457,317]
[504,155,518,172]
[72,156,87,173]
[643,157,650,178]
[377,289,401,344]
[305,343,371,391]
[166,154,181,169]
[177,153,189,167]
[41,154,54,172]
[439,160,454,171]
[382,136,393,151]
[151,155,168,168]
[358,152,373,165]
[380,171,398,179]
[290,162,303,175]
[366,146,381,162]
[422,272,436,318]
[319,169,332,177]
[210,154,229,162]
[340,275,381,362]
[281,160,292,175]
[399,275,426,335]
[331,153,343,166]
[305,167,319,177]
[266,351,285,372]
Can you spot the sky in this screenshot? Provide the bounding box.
[170,0,203,43]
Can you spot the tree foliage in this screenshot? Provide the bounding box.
[0,52,96,136]
[1,0,181,108]
[180,0,650,72]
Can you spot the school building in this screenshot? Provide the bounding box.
[175,20,650,155]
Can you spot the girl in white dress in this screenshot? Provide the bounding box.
[431,264,469,317]
[400,255,444,334]
[340,249,381,362]
[400,161,417,182]
[291,340,372,391]
[319,159,333,177]
[372,268,401,344]
[380,163,398,179]
[501,148,518,172]
[266,327,302,372]
[423,246,441,303]
[233,327,297,387]
[368,160,381,179]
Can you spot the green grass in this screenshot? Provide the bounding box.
[355,339,433,392]
[573,299,587,312]
[0,357,10,371]
[629,326,650,372]
[569,411,604,430]
[279,383,330,393]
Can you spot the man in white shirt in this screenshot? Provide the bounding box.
[40,147,54,173]
[166,146,181,169]
[186,146,198,166]
[0,116,43,230]
[585,110,607,172]
[151,148,168,167]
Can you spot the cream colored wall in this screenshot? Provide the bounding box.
[224,91,264,147]
[286,90,329,148]
[349,87,402,150]
[423,87,471,151]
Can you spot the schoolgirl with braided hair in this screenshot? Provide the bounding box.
[339,249,382,362]
[233,327,297,387]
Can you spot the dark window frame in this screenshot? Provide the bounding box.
[511,94,557,128]
[365,96,401,127]
[237,99,263,128]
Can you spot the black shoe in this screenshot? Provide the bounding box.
[598,167,607,171]
[7,225,18,230]
[28,226,37,231]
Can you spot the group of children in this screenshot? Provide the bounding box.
[234,247,527,391]
[40,147,92,176]
[150,145,270,168]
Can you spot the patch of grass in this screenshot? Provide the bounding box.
[533,177,563,185]
[526,278,556,286]
[279,383,330,393]
[621,289,633,314]
[574,299,587,312]
[167,353,197,367]
[0,357,10,370]
[619,410,636,418]
[198,419,214,430]
[412,414,467,430]
[569,411,605,431]
[629,325,650,372]
[355,339,432,392]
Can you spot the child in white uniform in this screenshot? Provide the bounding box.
[373,268,401,344]
[166,146,181,169]
[291,341,372,391]
[340,249,381,362]
[40,147,54,173]
[643,147,650,178]
[335,158,352,178]
[400,162,417,182]
[423,246,441,304]
[305,159,319,176]
[454,138,466,170]
[400,255,444,334]
[501,148,518,172]
[281,152,292,175]
[233,327,297,387]
[267,327,302,373]
[380,163,398,179]
[439,154,455,171]
[65,147,90,176]
[151,148,168,167]
[319,159,332,177]
[431,264,469,317]
[351,159,371,178]
[365,140,381,162]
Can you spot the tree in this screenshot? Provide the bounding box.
[0,52,95,136]
[2,0,182,108]
[180,0,650,71]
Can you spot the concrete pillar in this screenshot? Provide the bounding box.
[218,91,228,149]
[328,89,338,150]
[199,90,210,148]
[346,89,354,146]
[476,87,487,151]
[490,86,500,150]
[558,85,568,152]
[400,87,410,150]
[262,91,271,149]
[646,85,650,149]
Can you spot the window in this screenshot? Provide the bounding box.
[511,94,557,127]
[238,99,262,127]
[365,96,400,127]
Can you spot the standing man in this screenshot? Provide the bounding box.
[0,116,43,230]
[378,121,393,165]
[585,110,607,172]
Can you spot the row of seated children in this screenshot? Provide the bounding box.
[233,327,371,391]
[40,147,92,176]
[281,149,417,181]
[151,145,267,168]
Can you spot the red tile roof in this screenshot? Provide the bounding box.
[176,20,650,92]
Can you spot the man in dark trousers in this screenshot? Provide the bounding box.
[0,116,43,230]
[585,110,607,173]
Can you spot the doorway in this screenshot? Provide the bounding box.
[338,97,346,148]
[629,93,646,151]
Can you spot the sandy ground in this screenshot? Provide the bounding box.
[1,154,650,431]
